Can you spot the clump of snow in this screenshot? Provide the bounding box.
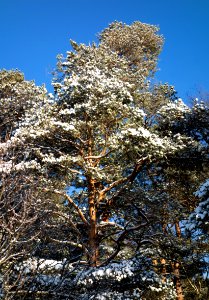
[194,179,209,198]
[186,178,209,232]
[15,258,73,274]
[74,257,176,299]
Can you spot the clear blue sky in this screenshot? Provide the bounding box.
[1,0,209,100]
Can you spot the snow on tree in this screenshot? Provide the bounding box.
[8,21,194,268]
[187,178,209,235]
[0,22,208,299]
[0,70,60,299]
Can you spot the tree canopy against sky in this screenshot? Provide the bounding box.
[0,20,209,300]
[1,0,209,100]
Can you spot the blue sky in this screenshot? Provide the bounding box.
[1,0,209,100]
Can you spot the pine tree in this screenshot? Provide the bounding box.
[1,22,208,299]
[0,22,189,298]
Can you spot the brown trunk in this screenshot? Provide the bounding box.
[89,198,97,266]
[86,125,98,266]
[175,221,182,238]
[152,259,158,271]
[160,223,167,281]
[173,221,184,300]
[88,178,98,267]
[161,258,167,282]
[172,262,184,300]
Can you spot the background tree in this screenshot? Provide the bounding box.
[0,70,63,299]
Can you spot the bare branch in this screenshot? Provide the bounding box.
[99,221,148,267]
[48,237,83,249]
[43,188,89,226]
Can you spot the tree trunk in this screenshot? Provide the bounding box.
[161,223,167,282]
[175,221,182,238]
[173,262,184,300]
[88,178,98,267]
[173,221,184,300]
[161,258,167,282]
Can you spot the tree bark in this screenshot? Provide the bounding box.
[88,178,98,267]
[161,258,167,282]
[86,124,98,266]
[175,221,182,238]
[173,262,184,300]
[173,221,184,300]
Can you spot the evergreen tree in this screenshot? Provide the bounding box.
[0,70,66,299]
[1,22,208,299]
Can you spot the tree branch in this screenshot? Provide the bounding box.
[99,221,148,267]
[43,188,89,226]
